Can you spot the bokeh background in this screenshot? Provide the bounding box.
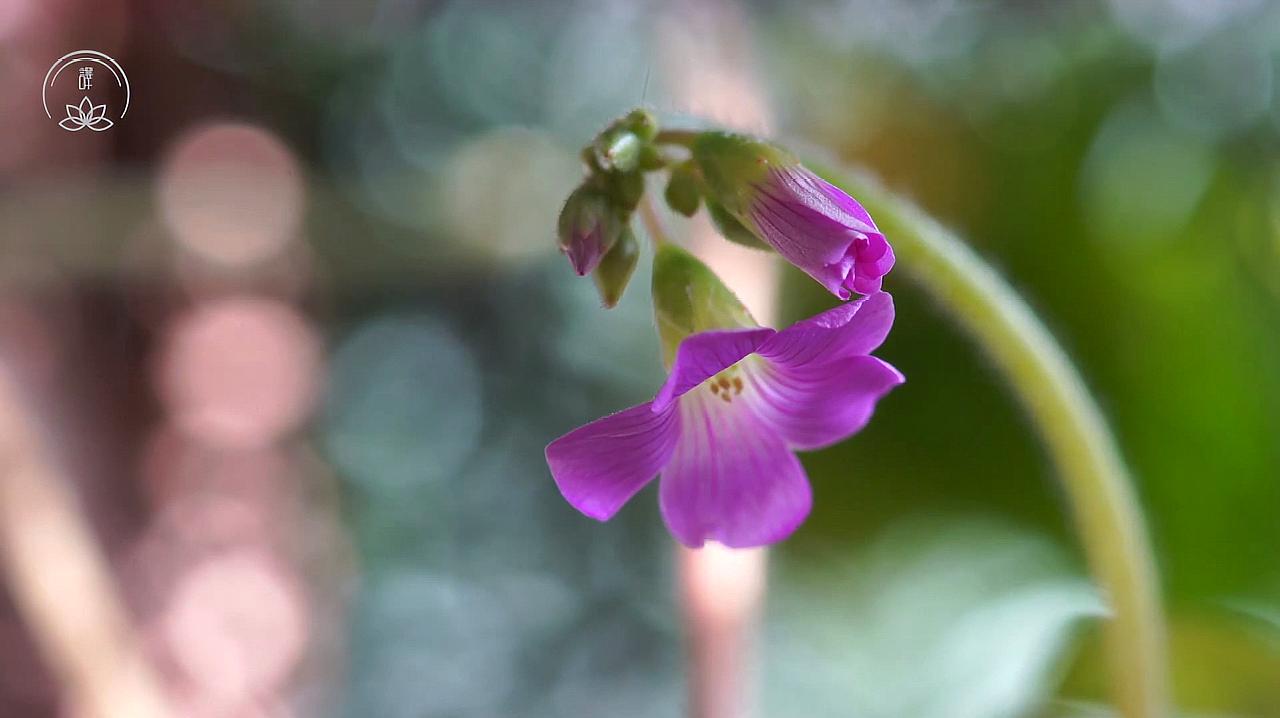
[1,0,1278,716]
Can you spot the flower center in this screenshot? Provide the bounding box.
[706,366,746,403]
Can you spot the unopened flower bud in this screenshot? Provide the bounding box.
[692,131,894,299]
[558,186,620,276]
[651,243,756,364]
[592,225,639,308]
[624,108,658,142]
[664,161,702,218]
[599,130,642,173]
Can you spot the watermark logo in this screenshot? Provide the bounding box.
[43,50,130,132]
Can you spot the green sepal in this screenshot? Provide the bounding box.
[651,243,756,365]
[664,161,702,217]
[592,225,640,308]
[691,130,795,217]
[638,144,667,171]
[705,199,769,250]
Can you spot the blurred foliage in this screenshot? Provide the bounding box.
[765,0,1280,604]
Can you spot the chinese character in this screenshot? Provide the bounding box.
[78,67,93,90]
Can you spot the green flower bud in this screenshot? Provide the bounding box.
[592,224,639,308]
[664,161,702,218]
[651,243,756,364]
[599,130,642,173]
[558,185,620,276]
[705,199,767,249]
[691,131,795,217]
[624,108,658,142]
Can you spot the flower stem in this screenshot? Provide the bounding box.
[826,167,1169,717]
[639,195,671,248]
[654,129,700,148]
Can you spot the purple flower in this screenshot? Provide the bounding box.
[545,292,902,548]
[693,132,895,300]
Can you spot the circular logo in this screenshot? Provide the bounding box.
[43,50,130,132]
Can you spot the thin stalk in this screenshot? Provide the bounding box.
[639,195,672,248]
[655,129,700,148]
[0,369,170,718]
[639,197,768,718]
[827,167,1169,717]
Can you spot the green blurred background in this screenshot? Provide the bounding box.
[0,0,1277,716]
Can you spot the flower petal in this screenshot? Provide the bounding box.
[652,328,774,412]
[758,291,895,368]
[811,174,880,233]
[546,401,679,521]
[59,117,86,131]
[848,233,895,295]
[659,393,811,547]
[693,139,892,295]
[563,227,606,276]
[90,103,107,121]
[746,167,894,299]
[750,192,856,299]
[87,117,114,132]
[78,96,93,115]
[748,355,903,450]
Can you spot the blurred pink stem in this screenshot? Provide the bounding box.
[0,368,169,718]
[638,194,774,718]
[677,545,766,718]
[653,3,779,715]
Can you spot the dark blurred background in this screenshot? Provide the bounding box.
[0,0,1278,716]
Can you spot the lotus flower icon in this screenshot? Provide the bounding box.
[60,96,113,132]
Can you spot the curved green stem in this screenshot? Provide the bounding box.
[654,129,699,148]
[827,167,1169,717]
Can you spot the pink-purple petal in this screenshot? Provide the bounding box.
[546,401,680,521]
[758,291,895,368]
[652,328,775,412]
[745,167,893,299]
[748,355,904,450]
[564,227,607,276]
[658,395,811,547]
[848,234,895,295]
[750,206,854,299]
[812,174,880,233]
